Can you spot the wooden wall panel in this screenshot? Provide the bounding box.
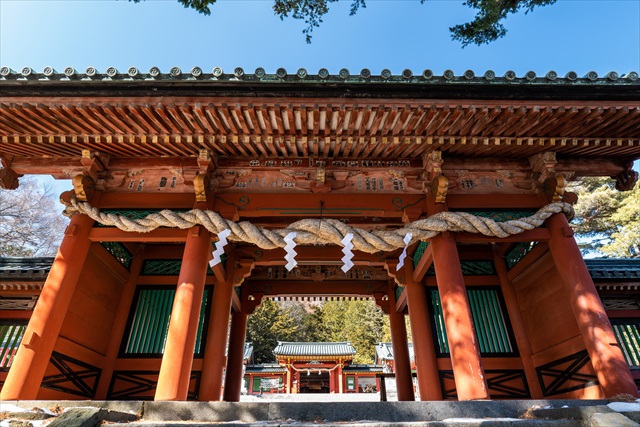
[58,245,126,356]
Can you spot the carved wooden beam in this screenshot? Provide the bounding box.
[612,162,639,191]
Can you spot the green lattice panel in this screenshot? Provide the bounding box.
[506,242,538,270]
[123,288,210,356]
[430,289,514,356]
[456,210,538,222]
[413,241,430,268]
[95,209,188,227]
[142,259,216,276]
[395,285,405,302]
[460,260,496,276]
[100,242,133,270]
[612,320,640,367]
[0,323,26,369]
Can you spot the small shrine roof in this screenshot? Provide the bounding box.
[0,257,53,278]
[375,342,415,362]
[273,341,356,357]
[245,364,287,374]
[342,364,384,374]
[586,259,640,281]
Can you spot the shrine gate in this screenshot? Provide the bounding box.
[0,66,638,402]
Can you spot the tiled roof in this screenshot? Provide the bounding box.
[2,66,637,86]
[342,364,384,373]
[586,259,640,281]
[273,342,356,357]
[244,342,254,362]
[245,364,287,374]
[375,342,415,362]
[0,257,54,279]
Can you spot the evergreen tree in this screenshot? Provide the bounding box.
[130,0,557,46]
[570,178,639,257]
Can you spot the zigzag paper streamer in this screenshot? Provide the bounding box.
[396,233,413,271]
[209,229,231,267]
[284,232,298,271]
[341,233,354,273]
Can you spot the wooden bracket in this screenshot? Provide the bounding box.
[231,258,256,286]
[80,149,109,183]
[0,157,22,190]
[529,152,558,184]
[543,174,566,202]
[612,162,638,191]
[197,149,217,175]
[72,174,95,201]
[423,151,444,182]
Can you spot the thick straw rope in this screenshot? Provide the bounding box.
[64,198,573,254]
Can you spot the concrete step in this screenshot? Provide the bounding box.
[2,400,639,427]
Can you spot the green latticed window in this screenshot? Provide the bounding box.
[611,319,640,367]
[142,259,217,276]
[413,242,430,268]
[430,288,515,356]
[506,242,538,270]
[0,322,27,369]
[100,242,133,270]
[122,287,211,357]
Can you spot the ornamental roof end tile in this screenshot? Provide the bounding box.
[1,66,638,85]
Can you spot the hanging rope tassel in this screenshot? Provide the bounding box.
[63,196,574,254]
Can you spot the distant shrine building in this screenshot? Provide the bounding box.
[0,66,638,402]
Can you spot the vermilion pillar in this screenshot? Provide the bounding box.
[155,226,211,401]
[222,308,249,401]
[403,262,442,400]
[337,361,344,393]
[388,282,415,401]
[546,213,638,397]
[0,213,94,400]
[431,233,490,400]
[492,247,544,399]
[199,278,234,400]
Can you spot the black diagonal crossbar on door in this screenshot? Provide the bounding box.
[536,349,598,396]
[42,351,101,398]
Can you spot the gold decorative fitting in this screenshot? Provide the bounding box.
[194,174,210,202]
[432,175,449,204]
[72,174,94,201]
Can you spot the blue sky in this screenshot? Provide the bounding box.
[1,0,639,75]
[1,0,639,194]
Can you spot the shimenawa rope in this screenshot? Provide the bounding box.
[63,197,573,254]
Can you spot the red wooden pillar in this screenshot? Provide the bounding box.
[492,247,544,399]
[285,363,292,393]
[222,308,249,401]
[95,245,146,399]
[0,213,94,400]
[431,233,490,400]
[199,278,234,400]
[155,226,211,401]
[337,360,344,393]
[388,282,415,401]
[403,262,442,400]
[546,213,638,397]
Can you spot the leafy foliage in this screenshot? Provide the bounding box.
[450,0,557,47]
[130,0,555,46]
[245,299,392,364]
[0,177,68,257]
[570,178,639,257]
